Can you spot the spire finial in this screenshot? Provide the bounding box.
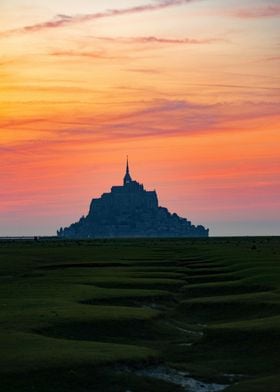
[123,156,132,185]
[126,155,129,174]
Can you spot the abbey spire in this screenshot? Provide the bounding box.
[123,156,132,185]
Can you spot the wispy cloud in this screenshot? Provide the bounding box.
[49,35,218,61]
[231,5,280,19]
[99,35,218,45]
[0,0,199,38]
[100,99,280,139]
[50,50,116,60]
[2,99,279,156]
[0,118,46,129]
[263,56,280,62]
[126,68,162,74]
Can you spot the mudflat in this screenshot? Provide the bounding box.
[0,237,279,391]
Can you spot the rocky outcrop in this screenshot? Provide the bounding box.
[57,162,209,238]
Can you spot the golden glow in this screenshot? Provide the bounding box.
[0,0,279,235]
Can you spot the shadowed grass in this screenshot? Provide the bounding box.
[0,237,279,391]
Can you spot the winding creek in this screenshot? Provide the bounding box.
[119,366,229,392]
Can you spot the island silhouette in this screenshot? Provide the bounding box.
[57,159,209,238]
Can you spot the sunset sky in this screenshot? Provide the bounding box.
[0,0,279,236]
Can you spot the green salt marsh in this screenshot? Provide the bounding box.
[0,237,279,391]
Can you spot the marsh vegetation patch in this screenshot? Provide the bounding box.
[0,237,279,391]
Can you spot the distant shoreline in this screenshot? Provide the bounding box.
[0,235,279,240]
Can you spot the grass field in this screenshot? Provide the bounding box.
[0,237,279,391]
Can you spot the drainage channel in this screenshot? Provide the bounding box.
[118,366,229,392]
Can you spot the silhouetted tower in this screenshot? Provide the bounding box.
[123,156,132,185]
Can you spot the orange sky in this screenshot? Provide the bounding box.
[0,0,279,235]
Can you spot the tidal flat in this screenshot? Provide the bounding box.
[0,237,279,391]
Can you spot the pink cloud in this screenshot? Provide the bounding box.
[50,50,114,60]
[0,0,199,38]
[264,56,280,62]
[231,5,280,19]
[1,99,279,157]
[102,35,219,45]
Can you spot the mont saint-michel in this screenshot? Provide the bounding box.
[57,160,209,238]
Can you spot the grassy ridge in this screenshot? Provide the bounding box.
[0,237,279,391]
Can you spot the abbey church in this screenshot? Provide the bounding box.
[57,160,209,238]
